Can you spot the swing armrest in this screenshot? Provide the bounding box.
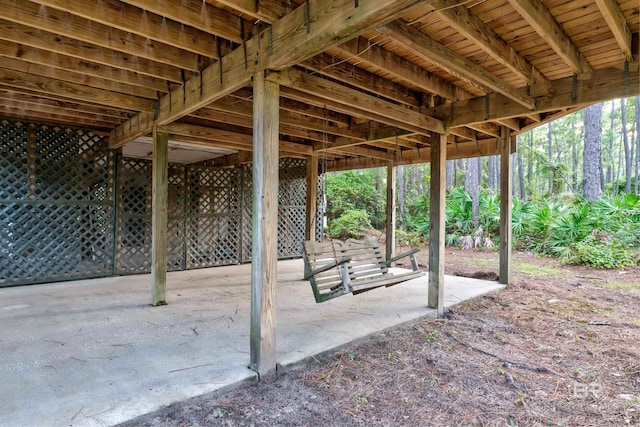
[304,256,352,280]
[384,248,420,269]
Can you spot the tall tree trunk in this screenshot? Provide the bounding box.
[488,155,497,190]
[517,152,526,200]
[511,153,518,197]
[583,103,603,202]
[527,131,533,199]
[621,98,632,193]
[547,122,553,195]
[571,117,578,191]
[398,165,406,219]
[635,96,640,195]
[446,160,453,189]
[465,157,480,223]
[606,101,615,186]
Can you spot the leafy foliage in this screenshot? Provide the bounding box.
[325,171,384,238]
[328,209,373,240]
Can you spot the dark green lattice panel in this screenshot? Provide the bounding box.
[0,119,114,286]
[115,157,152,274]
[167,165,187,271]
[186,167,241,268]
[0,120,28,201]
[241,158,308,261]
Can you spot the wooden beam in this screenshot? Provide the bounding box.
[380,21,536,110]
[431,62,640,128]
[305,154,319,241]
[109,112,155,149]
[111,0,432,146]
[121,0,243,43]
[35,0,223,57]
[301,52,421,108]
[385,161,396,262]
[0,19,184,82]
[332,37,462,101]
[428,0,546,84]
[250,70,279,379]
[0,68,156,112]
[156,122,313,155]
[499,128,512,285]
[151,126,168,306]
[508,0,592,73]
[0,42,167,95]
[210,0,288,23]
[428,132,446,316]
[273,68,445,134]
[0,0,199,72]
[595,0,633,62]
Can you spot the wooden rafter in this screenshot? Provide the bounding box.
[431,62,639,128]
[110,0,436,147]
[508,0,592,73]
[0,0,200,72]
[428,0,546,84]
[380,21,536,110]
[594,0,633,62]
[33,0,224,57]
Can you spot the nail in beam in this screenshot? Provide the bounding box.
[250,70,279,379]
[428,132,447,316]
[151,126,168,306]
[499,127,512,284]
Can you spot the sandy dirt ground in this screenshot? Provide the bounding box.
[118,248,640,427]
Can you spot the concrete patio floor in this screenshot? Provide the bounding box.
[0,259,504,427]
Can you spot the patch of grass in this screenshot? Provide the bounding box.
[513,261,568,277]
[605,280,639,294]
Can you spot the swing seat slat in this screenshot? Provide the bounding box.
[302,237,425,303]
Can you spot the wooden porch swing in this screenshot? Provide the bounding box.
[302,237,425,303]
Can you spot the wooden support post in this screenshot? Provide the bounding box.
[428,133,446,316]
[250,70,279,379]
[499,128,513,285]
[385,160,396,262]
[151,126,168,306]
[305,154,319,241]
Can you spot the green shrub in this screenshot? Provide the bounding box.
[328,209,373,240]
[568,234,638,268]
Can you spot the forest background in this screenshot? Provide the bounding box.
[324,96,640,269]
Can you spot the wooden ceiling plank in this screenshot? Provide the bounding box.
[332,37,463,100]
[273,68,445,134]
[0,55,158,99]
[0,67,156,112]
[594,0,633,61]
[380,21,536,110]
[212,0,289,23]
[0,0,200,72]
[431,61,640,129]
[301,53,421,108]
[0,107,118,128]
[0,19,184,82]
[508,0,593,73]
[111,0,435,147]
[0,92,132,119]
[120,0,243,43]
[157,122,313,155]
[0,99,120,125]
[34,0,222,57]
[429,0,546,84]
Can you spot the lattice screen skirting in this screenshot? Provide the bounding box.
[1,118,312,286]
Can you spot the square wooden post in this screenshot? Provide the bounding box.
[428,133,446,316]
[305,154,318,241]
[385,160,396,262]
[151,126,168,306]
[250,70,279,379]
[499,127,513,285]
